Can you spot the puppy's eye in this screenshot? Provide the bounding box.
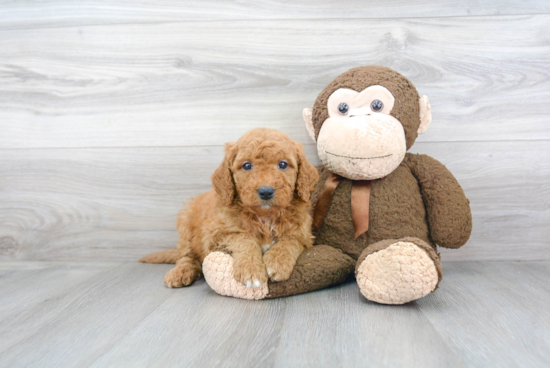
[371,100,384,112]
[338,102,349,115]
[242,162,252,171]
[278,161,288,170]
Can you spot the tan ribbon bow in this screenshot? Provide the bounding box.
[313,173,372,239]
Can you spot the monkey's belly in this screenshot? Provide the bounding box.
[314,165,432,260]
[367,166,431,246]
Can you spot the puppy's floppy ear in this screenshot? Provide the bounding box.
[294,141,319,201]
[212,142,237,206]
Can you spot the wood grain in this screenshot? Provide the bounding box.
[1,15,549,148]
[1,0,549,30]
[0,263,174,366]
[1,140,548,262]
[0,262,120,323]
[273,285,465,368]
[1,261,549,367]
[91,278,287,367]
[418,262,550,367]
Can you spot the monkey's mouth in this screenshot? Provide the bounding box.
[325,151,393,160]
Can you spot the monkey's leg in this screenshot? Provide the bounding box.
[355,237,442,304]
[202,245,355,300]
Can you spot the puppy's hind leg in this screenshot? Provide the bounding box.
[164,252,202,288]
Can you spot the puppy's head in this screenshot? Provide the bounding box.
[211,128,319,209]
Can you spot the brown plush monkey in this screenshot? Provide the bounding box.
[204,66,472,304]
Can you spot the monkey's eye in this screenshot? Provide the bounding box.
[371,100,384,112]
[242,162,253,171]
[278,161,288,170]
[338,103,349,115]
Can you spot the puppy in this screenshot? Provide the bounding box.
[140,128,319,288]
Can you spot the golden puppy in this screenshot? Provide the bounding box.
[140,128,319,288]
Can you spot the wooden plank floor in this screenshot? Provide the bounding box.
[0,261,548,367]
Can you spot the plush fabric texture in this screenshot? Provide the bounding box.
[203,245,355,300]
[311,153,472,260]
[355,238,441,304]
[355,237,443,286]
[265,245,355,298]
[203,251,269,300]
[326,86,395,117]
[407,154,472,248]
[199,65,472,303]
[317,113,407,180]
[312,65,421,150]
[313,173,371,239]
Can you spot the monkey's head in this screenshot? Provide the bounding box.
[303,65,432,180]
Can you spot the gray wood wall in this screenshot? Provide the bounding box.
[1,1,549,262]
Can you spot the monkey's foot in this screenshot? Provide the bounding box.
[355,237,442,305]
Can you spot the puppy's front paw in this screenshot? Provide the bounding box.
[263,251,294,282]
[233,259,268,288]
[203,252,268,300]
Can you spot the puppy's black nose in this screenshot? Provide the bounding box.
[258,186,275,200]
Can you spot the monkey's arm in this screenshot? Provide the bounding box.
[407,153,472,249]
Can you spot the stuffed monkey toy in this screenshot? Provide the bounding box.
[203,65,472,304]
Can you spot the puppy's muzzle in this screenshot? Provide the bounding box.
[257,186,275,201]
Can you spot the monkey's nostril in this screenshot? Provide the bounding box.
[257,186,275,200]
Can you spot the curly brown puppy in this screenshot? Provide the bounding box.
[140,128,319,288]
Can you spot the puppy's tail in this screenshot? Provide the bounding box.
[139,249,181,264]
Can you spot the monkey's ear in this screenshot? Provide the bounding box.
[211,142,237,206]
[303,108,317,142]
[418,95,432,135]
